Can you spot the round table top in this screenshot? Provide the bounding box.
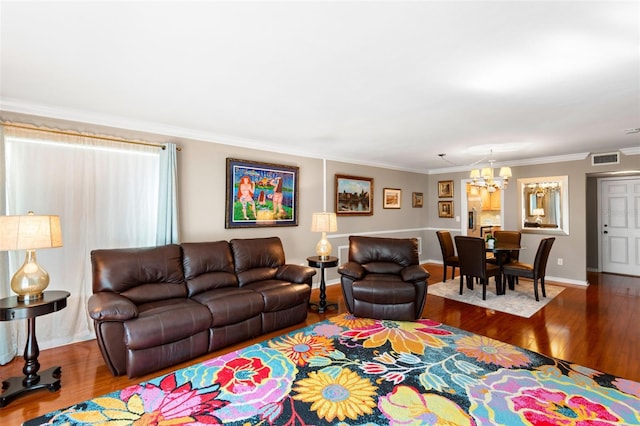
[0,290,70,321]
[307,256,339,268]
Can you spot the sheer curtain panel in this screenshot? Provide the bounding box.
[1,125,162,361]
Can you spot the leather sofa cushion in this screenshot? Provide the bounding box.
[362,261,404,275]
[182,241,238,296]
[349,235,419,267]
[244,280,311,312]
[124,299,211,350]
[231,237,285,281]
[92,245,185,304]
[192,288,264,327]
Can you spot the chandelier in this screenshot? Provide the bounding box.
[469,158,512,192]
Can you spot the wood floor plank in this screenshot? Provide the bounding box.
[1,264,638,424]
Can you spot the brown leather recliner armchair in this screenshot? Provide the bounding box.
[337,236,429,321]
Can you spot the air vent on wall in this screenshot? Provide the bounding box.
[591,152,620,166]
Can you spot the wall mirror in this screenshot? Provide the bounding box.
[519,175,569,235]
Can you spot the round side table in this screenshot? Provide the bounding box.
[307,256,339,313]
[0,290,70,407]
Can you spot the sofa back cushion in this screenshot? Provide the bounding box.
[91,244,187,304]
[349,236,419,273]
[182,241,238,296]
[230,237,285,286]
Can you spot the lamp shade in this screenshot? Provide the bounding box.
[499,167,512,179]
[532,208,545,216]
[311,212,337,233]
[0,212,63,301]
[0,213,63,250]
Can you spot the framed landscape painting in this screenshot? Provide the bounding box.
[383,188,401,209]
[335,174,373,216]
[225,158,299,228]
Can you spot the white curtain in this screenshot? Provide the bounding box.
[157,142,180,245]
[0,126,15,364]
[0,126,162,361]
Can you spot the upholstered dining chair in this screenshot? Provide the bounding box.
[337,236,429,321]
[454,236,502,300]
[492,230,522,263]
[489,230,522,284]
[436,230,460,282]
[502,237,555,301]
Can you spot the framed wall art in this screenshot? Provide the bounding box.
[383,188,401,209]
[412,192,423,208]
[438,200,454,218]
[438,180,454,198]
[335,174,373,216]
[225,158,299,228]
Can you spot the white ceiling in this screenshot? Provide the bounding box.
[1,1,639,173]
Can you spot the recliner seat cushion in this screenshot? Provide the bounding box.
[244,280,311,312]
[352,278,417,305]
[124,299,211,350]
[192,288,264,327]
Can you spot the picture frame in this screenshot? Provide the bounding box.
[383,188,402,209]
[225,158,299,228]
[412,192,423,208]
[438,200,454,218]
[438,180,454,198]
[335,174,373,216]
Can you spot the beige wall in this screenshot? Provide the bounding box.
[2,111,638,286]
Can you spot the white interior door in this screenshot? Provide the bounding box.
[600,178,640,276]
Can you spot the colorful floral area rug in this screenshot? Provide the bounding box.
[27,313,639,425]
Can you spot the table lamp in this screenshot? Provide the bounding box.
[532,208,544,224]
[0,212,63,301]
[311,212,337,259]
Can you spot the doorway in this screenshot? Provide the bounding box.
[460,179,505,237]
[599,177,640,276]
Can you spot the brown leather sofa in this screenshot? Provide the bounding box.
[338,236,429,321]
[88,237,315,377]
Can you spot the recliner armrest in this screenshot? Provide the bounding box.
[88,292,138,321]
[337,262,365,280]
[276,264,316,284]
[401,264,429,282]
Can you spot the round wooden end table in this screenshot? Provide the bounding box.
[0,290,70,407]
[307,256,339,314]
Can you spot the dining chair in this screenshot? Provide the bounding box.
[492,230,522,263]
[454,236,502,300]
[436,230,460,282]
[502,237,555,301]
[489,230,522,284]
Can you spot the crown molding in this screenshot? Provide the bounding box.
[428,152,590,175]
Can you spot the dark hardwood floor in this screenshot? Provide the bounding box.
[2,264,638,424]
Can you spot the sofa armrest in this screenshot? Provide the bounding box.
[88,292,138,321]
[401,264,429,282]
[276,264,316,284]
[337,262,365,280]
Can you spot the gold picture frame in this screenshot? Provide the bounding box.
[383,188,401,209]
[412,192,423,208]
[438,200,454,218]
[438,180,454,198]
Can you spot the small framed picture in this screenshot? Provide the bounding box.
[412,192,423,208]
[438,200,454,218]
[383,188,401,209]
[438,180,454,198]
